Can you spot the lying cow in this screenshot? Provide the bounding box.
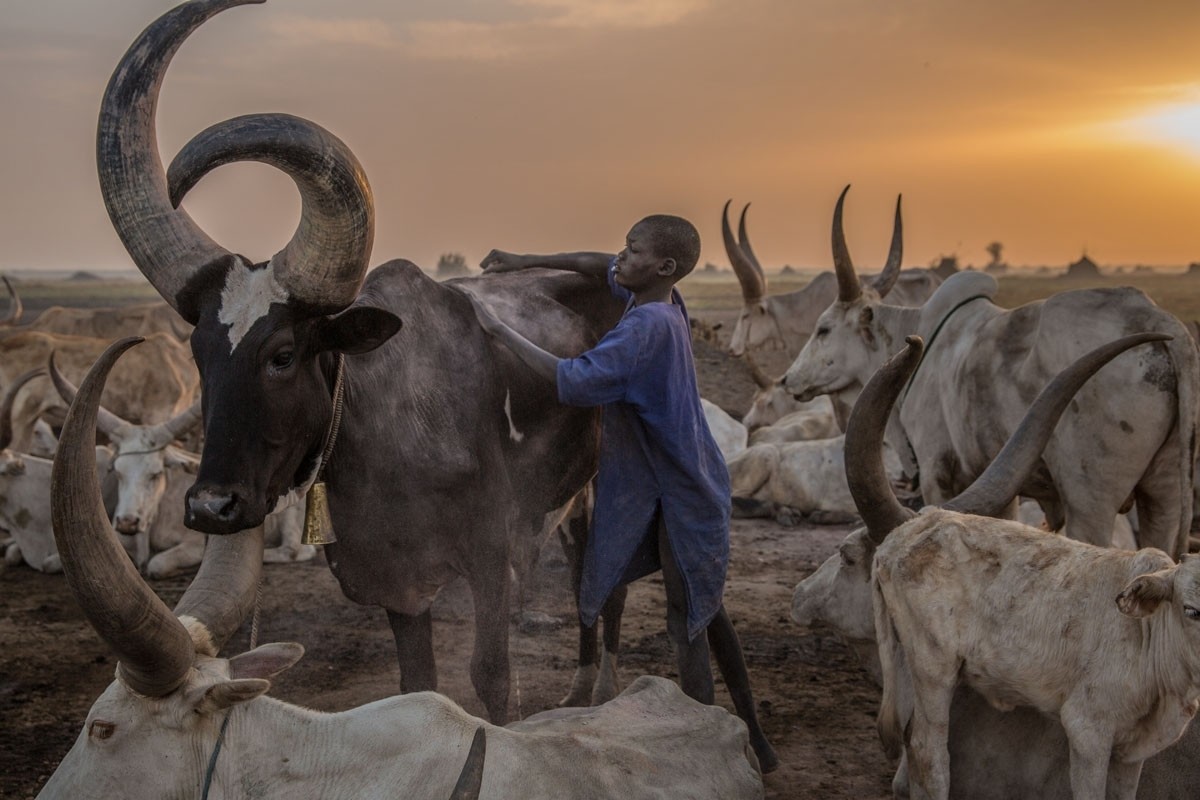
[48,357,312,578]
[784,187,1199,558]
[835,332,1198,799]
[728,434,903,526]
[0,369,116,573]
[38,337,764,800]
[702,399,748,460]
[742,354,840,432]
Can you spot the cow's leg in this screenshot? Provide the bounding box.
[905,672,954,800]
[1061,705,1112,800]
[145,537,205,579]
[1133,431,1187,559]
[387,610,437,693]
[1105,758,1143,800]
[707,606,779,773]
[468,540,512,724]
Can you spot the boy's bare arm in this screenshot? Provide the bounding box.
[467,293,560,383]
[480,250,613,280]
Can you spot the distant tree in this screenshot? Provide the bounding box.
[436,252,470,278]
[985,241,1003,267]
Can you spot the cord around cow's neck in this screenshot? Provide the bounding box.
[317,353,346,480]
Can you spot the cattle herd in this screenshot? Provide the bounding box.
[4,0,1199,798]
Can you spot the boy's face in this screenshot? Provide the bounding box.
[614,223,676,293]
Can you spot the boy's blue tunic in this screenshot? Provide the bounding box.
[556,262,731,641]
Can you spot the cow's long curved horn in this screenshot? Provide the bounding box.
[168,112,374,315]
[832,185,861,303]
[943,332,1171,517]
[51,337,195,697]
[737,204,766,278]
[870,195,904,299]
[172,522,264,656]
[0,368,46,451]
[744,353,772,390]
[0,275,23,326]
[97,1,266,324]
[844,336,920,544]
[723,200,765,303]
[449,727,487,800]
[48,352,132,441]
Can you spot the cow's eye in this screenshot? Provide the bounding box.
[89,720,116,740]
[1185,606,1200,619]
[270,350,295,371]
[816,327,830,338]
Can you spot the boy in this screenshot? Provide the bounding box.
[470,215,778,773]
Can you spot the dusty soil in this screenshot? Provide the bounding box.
[0,313,896,799]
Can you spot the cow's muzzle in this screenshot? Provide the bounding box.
[185,484,259,535]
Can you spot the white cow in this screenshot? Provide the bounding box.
[741,355,840,434]
[702,398,747,460]
[728,435,904,526]
[721,198,941,358]
[834,333,1197,800]
[39,337,764,800]
[784,189,1199,558]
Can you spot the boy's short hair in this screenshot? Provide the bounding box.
[638,215,701,279]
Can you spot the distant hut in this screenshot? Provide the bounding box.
[701,262,721,275]
[66,270,103,282]
[932,255,960,279]
[1186,262,1200,277]
[1063,254,1100,279]
[780,264,797,276]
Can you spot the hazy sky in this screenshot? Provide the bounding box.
[3,0,1199,276]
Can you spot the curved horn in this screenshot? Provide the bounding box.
[744,353,773,390]
[0,368,46,451]
[943,332,1171,517]
[155,398,203,445]
[51,337,195,697]
[737,204,766,278]
[48,352,133,441]
[97,1,266,324]
[870,195,904,299]
[723,200,765,303]
[168,113,374,315]
[448,727,487,800]
[844,336,920,544]
[832,185,861,303]
[172,522,264,656]
[0,275,23,326]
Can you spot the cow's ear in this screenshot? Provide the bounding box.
[164,449,199,475]
[195,679,271,714]
[228,642,304,680]
[315,307,402,355]
[1116,568,1174,617]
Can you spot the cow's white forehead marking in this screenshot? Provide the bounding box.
[504,389,524,444]
[219,257,289,352]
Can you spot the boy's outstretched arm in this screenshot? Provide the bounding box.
[468,293,560,384]
[480,249,613,279]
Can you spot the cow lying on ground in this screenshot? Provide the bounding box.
[702,399,748,460]
[784,188,1199,558]
[728,435,903,526]
[0,369,116,573]
[38,337,764,800]
[835,332,1198,799]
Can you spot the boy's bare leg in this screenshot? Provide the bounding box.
[707,607,780,773]
[658,515,715,703]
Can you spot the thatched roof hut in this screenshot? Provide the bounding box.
[1064,254,1100,278]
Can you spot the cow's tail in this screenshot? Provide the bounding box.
[873,565,905,760]
[1168,328,1199,560]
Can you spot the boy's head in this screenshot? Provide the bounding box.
[616,215,701,293]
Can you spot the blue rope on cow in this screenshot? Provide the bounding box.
[200,711,232,799]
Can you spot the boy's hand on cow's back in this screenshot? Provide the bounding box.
[467,292,506,337]
[480,249,528,274]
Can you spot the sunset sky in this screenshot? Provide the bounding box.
[2,0,1199,276]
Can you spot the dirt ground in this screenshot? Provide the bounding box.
[0,310,897,799]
